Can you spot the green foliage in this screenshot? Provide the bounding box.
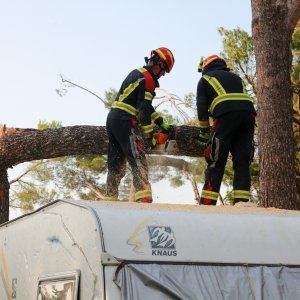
[10,155,108,213]
[104,88,118,109]
[291,24,300,56]
[11,173,58,213]
[218,27,254,64]
[170,175,184,187]
[76,155,106,173]
[38,120,62,130]
[291,25,300,97]
[218,27,256,97]
[292,24,300,206]
[159,109,181,125]
[149,157,206,191]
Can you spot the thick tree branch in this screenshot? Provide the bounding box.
[147,155,195,175]
[0,125,202,169]
[82,171,104,200]
[9,161,45,185]
[147,155,201,203]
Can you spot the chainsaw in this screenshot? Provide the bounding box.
[152,126,178,154]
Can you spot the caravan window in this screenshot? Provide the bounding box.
[37,270,80,300]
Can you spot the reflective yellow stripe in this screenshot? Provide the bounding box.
[210,93,253,113]
[141,124,153,134]
[199,120,210,128]
[151,111,161,123]
[135,189,152,199]
[119,78,144,102]
[112,101,137,116]
[242,80,247,94]
[156,49,167,60]
[103,196,118,201]
[203,75,253,114]
[203,55,219,67]
[201,190,219,200]
[145,91,153,101]
[203,75,226,95]
[234,190,250,199]
[156,49,174,66]
[138,67,147,73]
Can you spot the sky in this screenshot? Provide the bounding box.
[1,0,252,214]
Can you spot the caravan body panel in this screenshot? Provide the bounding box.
[92,201,300,265]
[0,201,104,300]
[1,200,300,299]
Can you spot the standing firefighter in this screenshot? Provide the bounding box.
[104,47,175,203]
[197,55,256,205]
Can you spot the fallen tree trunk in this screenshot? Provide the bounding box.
[0,125,202,168]
[0,124,202,223]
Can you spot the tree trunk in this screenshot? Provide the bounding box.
[0,125,202,168]
[0,124,202,223]
[252,0,299,209]
[0,169,9,223]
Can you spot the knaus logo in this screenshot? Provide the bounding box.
[147,226,177,256]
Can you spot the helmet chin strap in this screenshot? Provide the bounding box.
[145,56,166,79]
[156,62,166,79]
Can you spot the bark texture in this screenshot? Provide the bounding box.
[252,0,300,209]
[0,169,9,223]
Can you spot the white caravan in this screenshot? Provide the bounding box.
[0,199,300,300]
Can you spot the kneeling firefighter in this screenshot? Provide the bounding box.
[104,47,175,203]
[197,55,256,205]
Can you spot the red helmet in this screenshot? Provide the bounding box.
[151,47,175,73]
[199,54,227,72]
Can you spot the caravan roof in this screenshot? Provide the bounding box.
[4,200,300,265]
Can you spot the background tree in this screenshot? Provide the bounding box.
[251,0,300,209]
[291,21,300,206]
[218,26,257,96]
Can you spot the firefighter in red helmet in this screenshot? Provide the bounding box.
[104,47,175,203]
[197,54,256,205]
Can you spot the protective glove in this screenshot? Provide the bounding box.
[198,128,210,148]
[144,136,157,151]
[160,122,175,138]
[160,122,170,132]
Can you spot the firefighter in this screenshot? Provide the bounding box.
[104,47,175,203]
[197,55,256,205]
